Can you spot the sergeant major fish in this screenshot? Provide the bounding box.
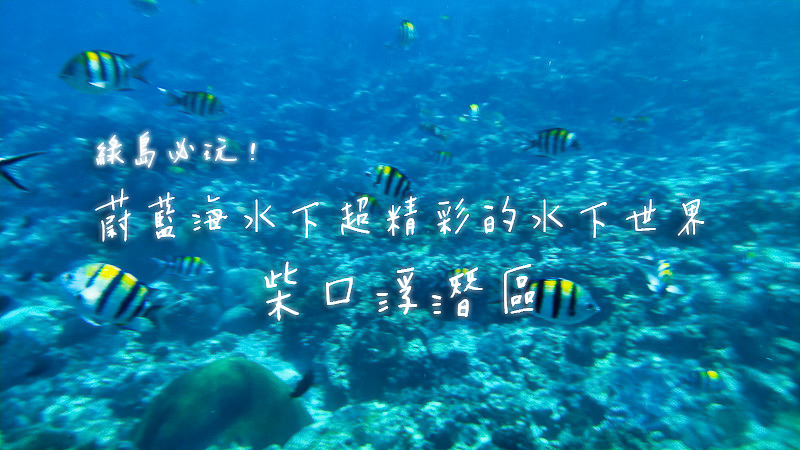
[431,150,453,165]
[446,268,472,280]
[398,20,418,47]
[520,128,580,156]
[468,103,480,120]
[157,88,226,120]
[352,192,381,215]
[461,103,480,121]
[644,257,684,296]
[60,50,151,94]
[683,369,724,393]
[509,278,599,324]
[60,263,164,328]
[430,268,474,289]
[152,256,214,278]
[365,164,413,205]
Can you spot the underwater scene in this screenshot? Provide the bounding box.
[0,0,798,449]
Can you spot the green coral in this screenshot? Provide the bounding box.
[136,357,312,450]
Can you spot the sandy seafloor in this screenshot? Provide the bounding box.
[0,0,798,449]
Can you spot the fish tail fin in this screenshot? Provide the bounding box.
[157,87,183,106]
[142,290,179,331]
[131,59,152,84]
[514,132,538,151]
[289,368,314,398]
[1,169,30,191]
[523,139,540,150]
[0,151,45,191]
[142,304,164,331]
[151,257,170,277]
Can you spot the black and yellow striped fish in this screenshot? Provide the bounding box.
[509,278,598,324]
[446,268,471,279]
[431,151,453,165]
[352,192,381,214]
[59,50,150,94]
[158,88,226,120]
[646,259,684,296]
[684,369,724,392]
[153,256,214,277]
[59,263,161,327]
[398,20,417,47]
[365,164,413,205]
[445,268,480,288]
[520,128,580,156]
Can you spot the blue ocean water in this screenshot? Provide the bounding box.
[1,0,798,449]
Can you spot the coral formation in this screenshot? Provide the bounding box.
[135,357,312,450]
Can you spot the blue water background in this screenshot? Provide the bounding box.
[0,0,798,448]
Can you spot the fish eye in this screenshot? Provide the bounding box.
[586,303,597,311]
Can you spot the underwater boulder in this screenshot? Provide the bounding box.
[214,305,260,335]
[135,357,312,450]
[220,267,270,310]
[0,329,65,390]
